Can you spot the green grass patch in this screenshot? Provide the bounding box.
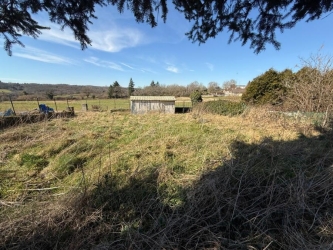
[1,110,333,249]
[203,100,246,116]
[175,100,192,107]
[55,154,87,177]
[0,89,11,93]
[1,97,242,113]
[20,153,49,171]
[0,98,130,113]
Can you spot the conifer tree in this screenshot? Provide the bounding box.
[128,78,135,96]
[2,0,332,54]
[150,81,155,87]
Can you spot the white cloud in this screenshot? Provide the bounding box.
[137,55,158,64]
[85,57,158,73]
[121,63,135,70]
[38,24,79,48]
[206,62,214,71]
[140,68,158,74]
[37,21,147,53]
[90,27,145,52]
[84,57,124,71]
[14,46,75,65]
[166,65,179,73]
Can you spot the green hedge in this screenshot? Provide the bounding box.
[203,100,246,116]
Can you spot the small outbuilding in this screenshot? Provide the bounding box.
[130,96,176,114]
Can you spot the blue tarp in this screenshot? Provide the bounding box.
[2,109,14,116]
[39,104,54,114]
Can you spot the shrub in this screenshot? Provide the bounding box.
[203,100,246,116]
[242,68,290,105]
[190,90,203,104]
[286,50,333,113]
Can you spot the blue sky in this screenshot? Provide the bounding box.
[1,5,333,88]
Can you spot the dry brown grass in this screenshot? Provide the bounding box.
[1,107,332,249]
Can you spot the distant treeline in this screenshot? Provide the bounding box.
[0,82,108,101]
[0,81,222,101]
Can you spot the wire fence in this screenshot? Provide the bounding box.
[0,98,194,115]
[0,99,130,114]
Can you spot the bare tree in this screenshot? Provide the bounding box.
[82,86,93,98]
[207,82,221,95]
[187,81,206,94]
[166,84,187,97]
[288,49,333,114]
[223,79,237,90]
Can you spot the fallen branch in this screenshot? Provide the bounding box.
[8,187,60,192]
[0,200,22,207]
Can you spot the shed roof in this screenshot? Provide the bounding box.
[130,96,176,101]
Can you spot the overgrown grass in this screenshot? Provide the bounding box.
[0,96,239,113]
[0,89,11,93]
[202,99,246,116]
[0,107,332,249]
[0,99,129,113]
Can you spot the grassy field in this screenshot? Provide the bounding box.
[1,105,332,249]
[0,98,130,113]
[0,96,240,113]
[0,89,11,94]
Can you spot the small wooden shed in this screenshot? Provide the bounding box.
[130,96,176,114]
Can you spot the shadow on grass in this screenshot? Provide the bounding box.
[1,127,333,249]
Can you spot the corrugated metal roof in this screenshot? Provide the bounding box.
[130,96,176,101]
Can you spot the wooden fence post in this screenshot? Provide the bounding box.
[54,99,58,112]
[37,97,40,110]
[9,96,16,115]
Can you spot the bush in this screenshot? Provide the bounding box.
[286,50,333,113]
[242,68,290,105]
[203,100,246,116]
[190,90,203,104]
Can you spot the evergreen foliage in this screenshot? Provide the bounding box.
[46,91,54,100]
[190,90,203,104]
[108,81,120,98]
[241,68,288,105]
[128,78,135,96]
[2,0,333,54]
[203,100,246,116]
[112,81,121,98]
[107,86,113,99]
